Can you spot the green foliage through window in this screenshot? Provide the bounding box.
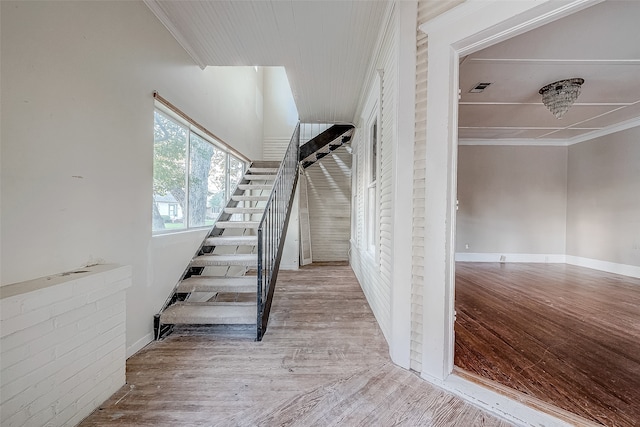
[152,109,246,233]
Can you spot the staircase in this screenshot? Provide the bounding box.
[154,161,281,340]
[154,123,356,341]
[299,124,354,168]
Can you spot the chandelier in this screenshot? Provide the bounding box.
[539,78,584,119]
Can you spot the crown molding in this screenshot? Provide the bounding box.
[458,138,568,146]
[459,116,640,146]
[566,116,640,145]
[144,0,207,69]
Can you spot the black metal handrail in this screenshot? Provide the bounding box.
[256,123,300,340]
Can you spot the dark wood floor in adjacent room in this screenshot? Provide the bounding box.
[455,262,640,427]
[81,264,511,427]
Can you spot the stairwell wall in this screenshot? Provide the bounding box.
[304,147,352,262]
[1,1,264,357]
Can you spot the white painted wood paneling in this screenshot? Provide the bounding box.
[263,137,289,162]
[410,0,465,377]
[349,6,400,345]
[298,172,313,266]
[305,147,352,262]
[378,13,397,340]
[410,1,429,374]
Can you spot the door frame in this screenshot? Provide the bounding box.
[416,0,603,424]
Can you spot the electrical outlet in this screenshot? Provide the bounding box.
[465,244,469,250]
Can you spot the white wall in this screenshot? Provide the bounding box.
[350,11,396,344]
[350,2,416,370]
[262,67,299,161]
[456,145,568,256]
[567,126,640,267]
[305,147,352,261]
[0,1,264,356]
[1,265,131,427]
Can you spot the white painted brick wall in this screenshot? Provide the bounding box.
[0,264,131,427]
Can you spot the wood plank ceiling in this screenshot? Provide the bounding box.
[144,0,390,123]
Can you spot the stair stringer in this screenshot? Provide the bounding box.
[153,162,279,339]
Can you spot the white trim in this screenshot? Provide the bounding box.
[143,0,207,69]
[416,0,606,421]
[454,253,640,279]
[458,116,640,146]
[353,1,395,123]
[566,115,640,145]
[458,138,569,146]
[455,253,566,263]
[565,256,640,279]
[127,332,153,358]
[424,373,591,427]
[388,0,417,370]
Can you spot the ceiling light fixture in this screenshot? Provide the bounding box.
[539,78,584,119]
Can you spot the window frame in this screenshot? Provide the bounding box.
[152,103,248,235]
[363,81,381,256]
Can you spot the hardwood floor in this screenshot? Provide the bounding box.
[81,264,511,426]
[455,262,640,427]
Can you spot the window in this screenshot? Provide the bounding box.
[367,115,379,252]
[188,133,226,228]
[371,120,377,182]
[152,107,247,234]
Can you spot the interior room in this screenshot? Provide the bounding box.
[454,2,640,426]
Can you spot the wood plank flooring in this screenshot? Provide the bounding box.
[81,264,511,427]
[455,262,640,427]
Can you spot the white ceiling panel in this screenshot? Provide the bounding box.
[460,62,640,104]
[575,102,640,129]
[472,1,640,62]
[459,104,618,129]
[537,128,600,140]
[458,127,557,140]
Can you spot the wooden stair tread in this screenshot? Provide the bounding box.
[160,301,256,325]
[215,221,260,229]
[177,276,256,293]
[238,184,272,191]
[191,254,257,267]
[231,195,269,202]
[244,175,276,181]
[205,235,258,246]
[224,207,264,215]
[247,167,278,174]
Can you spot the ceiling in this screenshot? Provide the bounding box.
[459,1,640,143]
[144,0,390,124]
[144,1,640,141]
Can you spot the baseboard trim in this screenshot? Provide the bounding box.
[455,253,640,279]
[565,255,640,279]
[127,333,153,359]
[455,253,566,263]
[430,368,603,427]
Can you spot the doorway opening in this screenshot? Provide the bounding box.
[453,2,640,426]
